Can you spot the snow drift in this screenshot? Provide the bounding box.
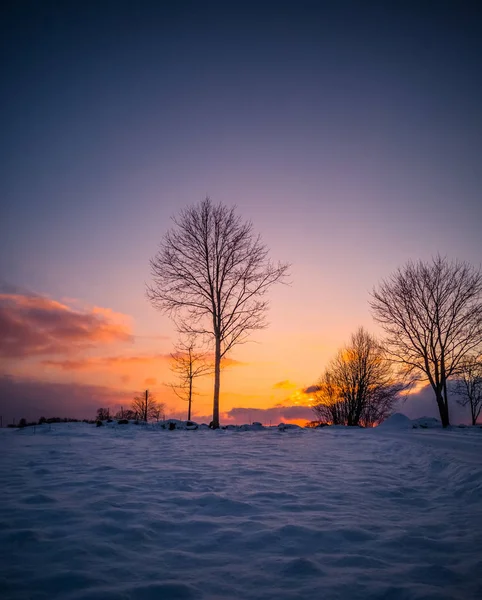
[1,423,481,599]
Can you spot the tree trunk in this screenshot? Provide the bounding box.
[435,388,450,428]
[212,335,221,428]
[442,379,450,428]
[188,377,192,421]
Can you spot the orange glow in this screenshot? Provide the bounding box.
[1,290,376,422]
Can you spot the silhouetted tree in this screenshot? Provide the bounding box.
[132,389,165,422]
[371,256,482,427]
[96,407,110,421]
[312,328,404,427]
[169,336,213,421]
[453,356,482,425]
[147,197,289,428]
[114,408,137,420]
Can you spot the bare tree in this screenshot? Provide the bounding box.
[312,328,404,427]
[370,256,482,427]
[312,369,343,425]
[169,336,213,421]
[114,408,137,420]
[147,197,289,428]
[453,355,482,425]
[96,407,110,421]
[132,389,165,422]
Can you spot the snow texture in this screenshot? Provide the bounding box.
[378,413,414,429]
[1,423,481,600]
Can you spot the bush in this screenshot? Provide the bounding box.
[118,419,129,425]
[96,420,103,427]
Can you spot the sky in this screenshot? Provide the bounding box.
[1,0,481,424]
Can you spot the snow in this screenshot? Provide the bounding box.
[378,412,413,429]
[1,423,481,599]
[411,416,443,429]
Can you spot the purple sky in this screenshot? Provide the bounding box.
[1,1,481,422]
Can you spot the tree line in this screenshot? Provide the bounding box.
[96,389,165,424]
[145,198,481,429]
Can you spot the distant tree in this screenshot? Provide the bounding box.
[312,328,404,427]
[96,407,110,421]
[169,336,213,421]
[371,256,482,427]
[453,356,482,425]
[114,408,137,421]
[132,389,165,422]
[147,197,289,428]
[18,418,27,428]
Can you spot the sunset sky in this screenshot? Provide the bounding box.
[1,1,481,424]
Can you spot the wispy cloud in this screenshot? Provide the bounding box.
[273,379,298,390]
[42,354,169,371]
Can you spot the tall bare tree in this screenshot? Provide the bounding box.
[312,328,404,427]
[453,355,482,425]
[370,256,482,427]
[169,337,213,421]
[132,389,164,422]
[147,198,289,428]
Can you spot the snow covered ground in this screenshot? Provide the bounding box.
[1,422,481,600]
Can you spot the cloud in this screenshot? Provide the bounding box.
[0,375,133,423]
[303,385,321,394]
[226,405,314,424]
[221,357,247,368]
[145,378,157,386]
[41,353,245,373]
[0,293,133,359]
[397,382,476,424]
[165,404,315,426]
[273,380,297,390]
[42,354,168,371]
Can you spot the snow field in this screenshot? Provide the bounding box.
[1,423,481,599]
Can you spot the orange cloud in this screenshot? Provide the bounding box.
[42,354,169,371]
[273,379,297,390]
[0,293,132,358]
[221,356,247,368]
[145,377,157,386]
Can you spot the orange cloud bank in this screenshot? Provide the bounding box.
[0,293,133,358]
